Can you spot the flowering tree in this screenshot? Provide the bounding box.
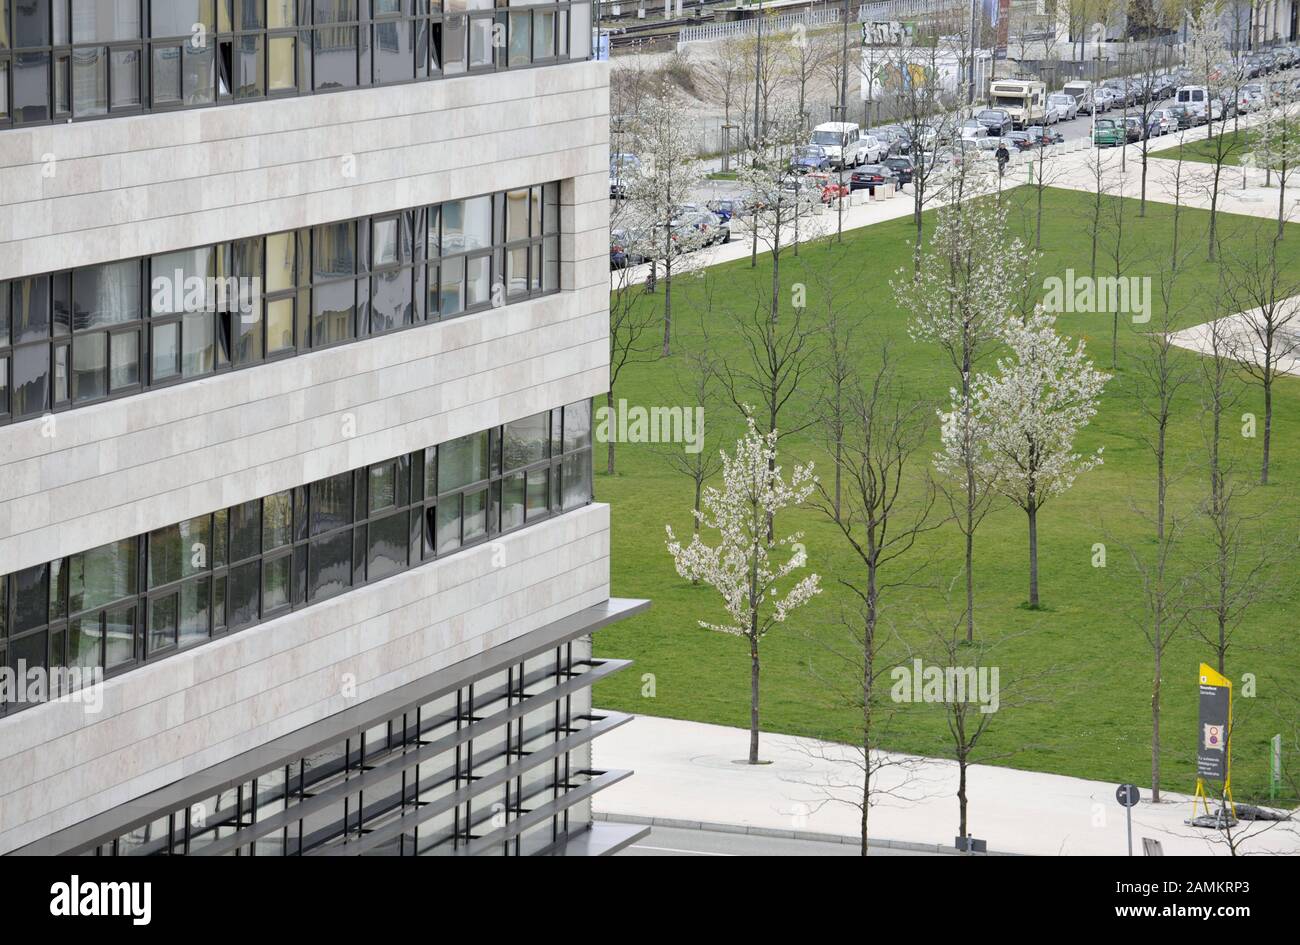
[665,418,821,764]
[1251,90,1300,241]
[967,308,1110,608]
[894,198,1035,641]
[623,81,708,356]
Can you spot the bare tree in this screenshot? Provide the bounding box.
[605,268,660,476]
[1220,229,1300,485]
[809,349,939,854]
[656,348,725,537]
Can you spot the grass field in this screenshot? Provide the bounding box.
[593,185,1300,801]
[1161,126,1254,166]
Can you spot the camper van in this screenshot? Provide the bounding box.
[989,79,1047,129]
[1175,86,1223,123]
[809,122,879,169]
[1062,80,1100,114]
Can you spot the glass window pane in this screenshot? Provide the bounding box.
[435,500,460,554]
[533,10,554,60]
[469,16,493,67]
[12,277,50,343]
[462,489,486,542]
[372,217,398,267]
[465,255,490,307]
[151,321,180,381]
[437,257,463,316]
[69,616,102,670]
[311,472,353,535]
[268,0,296,28]
[10,343,49,418]
[149,594,178,654]
[183,43,215,105]
[508,12,529,67]
[152,1,215,36]
[373,18,412,84]
[104,603,136,667]
[370,269,412,334]
[110,47,141,108]
[235,33,264,98]
[368,463,396,513]
[152,45,181,104]
[525,467,548,519]
[563,399,591,451]
[148,515,212,588]
[268,34,295,91]
[501,472,524,531]
[562,451,591,509]
[503,412,547,470]
[71,0,143,42]
[71,46,108,117]
[308,530,352,601]
[442,14,465,75]
[313,222,355,279]
[311,280,354,346]
[110,330,139,389]
[266,232,295,292]
[228,561,260,628]
[15,1,51,45]
[367,511,407,581]
[178,576,211,648]
[12,52,50,124]
[69,538,138,614]
[14,563,49,635]
[229,499,261,562]
[313,26,358,90]
[71,332,107,403]
[266,298,294,353]
[264,491,293,549]
[263,555,291,612]
[73,261,140,330]
[437,432,488,493]
[181,310,215,376]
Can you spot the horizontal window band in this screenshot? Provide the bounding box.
[8,597,648,856]
[310,708,632,857]
[187,656,631,858]
[0,3,595,131]
[0,183,562,427]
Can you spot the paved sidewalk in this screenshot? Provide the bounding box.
[593,715,1300,856]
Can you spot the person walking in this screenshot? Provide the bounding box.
[995,142,1010,178]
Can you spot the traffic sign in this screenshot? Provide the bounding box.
[1116,783,1140,807]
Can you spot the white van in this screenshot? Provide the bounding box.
[1175,86,1223,123]
[810,122,874,169]
[1062,80,1098,114]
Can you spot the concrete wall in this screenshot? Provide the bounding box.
[0,503,612,854]
[0,62,613,850]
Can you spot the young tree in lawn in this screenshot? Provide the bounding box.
[1250,88,1300,241]
[657,347,725,542]
[665,418,822,765]
[736,102,821,315]
[605,262,660,475]
[969,307,1110,609]
[623,82,708,357]
[1186,2,1240,260]
[809,350,938,853]
[894,197,1036,641]
[1221,229,1300,485]
[810,260,864,521]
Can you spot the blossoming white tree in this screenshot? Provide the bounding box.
[665,417,821,764]
[966,308,1110,608]
[894,197,1035,641]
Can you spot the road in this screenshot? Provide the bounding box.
[614,823,942,856]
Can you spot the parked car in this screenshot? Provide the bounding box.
[975,108,1014,136]
[1121,116,1146,142]
[705,198,740,222]
[672,208,730,248]
[882,155,914,184]
[1149,108,1180,135]
[849,164,894,191]
[791,145,832,174]
[1003,131,1038,151]
[1093,87,1117,112]
[958,119,988,141]
[1166,104,1196,130]
[609,226,649,269]
[608,153,641,199]
[1047,92,1079,122]
[1024,125,1064,146]
[1093,118,1125,147]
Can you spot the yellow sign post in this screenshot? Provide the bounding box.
[1194,663,1234,817]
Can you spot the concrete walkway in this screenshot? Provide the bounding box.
[594,715,1300,856]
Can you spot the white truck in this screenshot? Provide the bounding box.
[809,122,877,169]
[989,79,1047,129]
[1062,80,1100,115]
[1175,86,1224,123]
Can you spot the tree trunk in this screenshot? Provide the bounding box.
[957,757,969,839]
[605,390,616,475]
[1262,378,1272,485]
[661,255,673,357]
[1151,645,1162,803]
[1027,502,1040,608]
[748,633,761,765]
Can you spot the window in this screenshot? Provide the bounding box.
[0,183,561,428]
[2,402,593,715]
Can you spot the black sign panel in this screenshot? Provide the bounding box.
[1197,680,1230,780]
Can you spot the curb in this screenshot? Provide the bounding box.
[593,811,1016,855]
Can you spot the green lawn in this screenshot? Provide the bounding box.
[594,186,1300,802]
[1160,127,1254,167]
